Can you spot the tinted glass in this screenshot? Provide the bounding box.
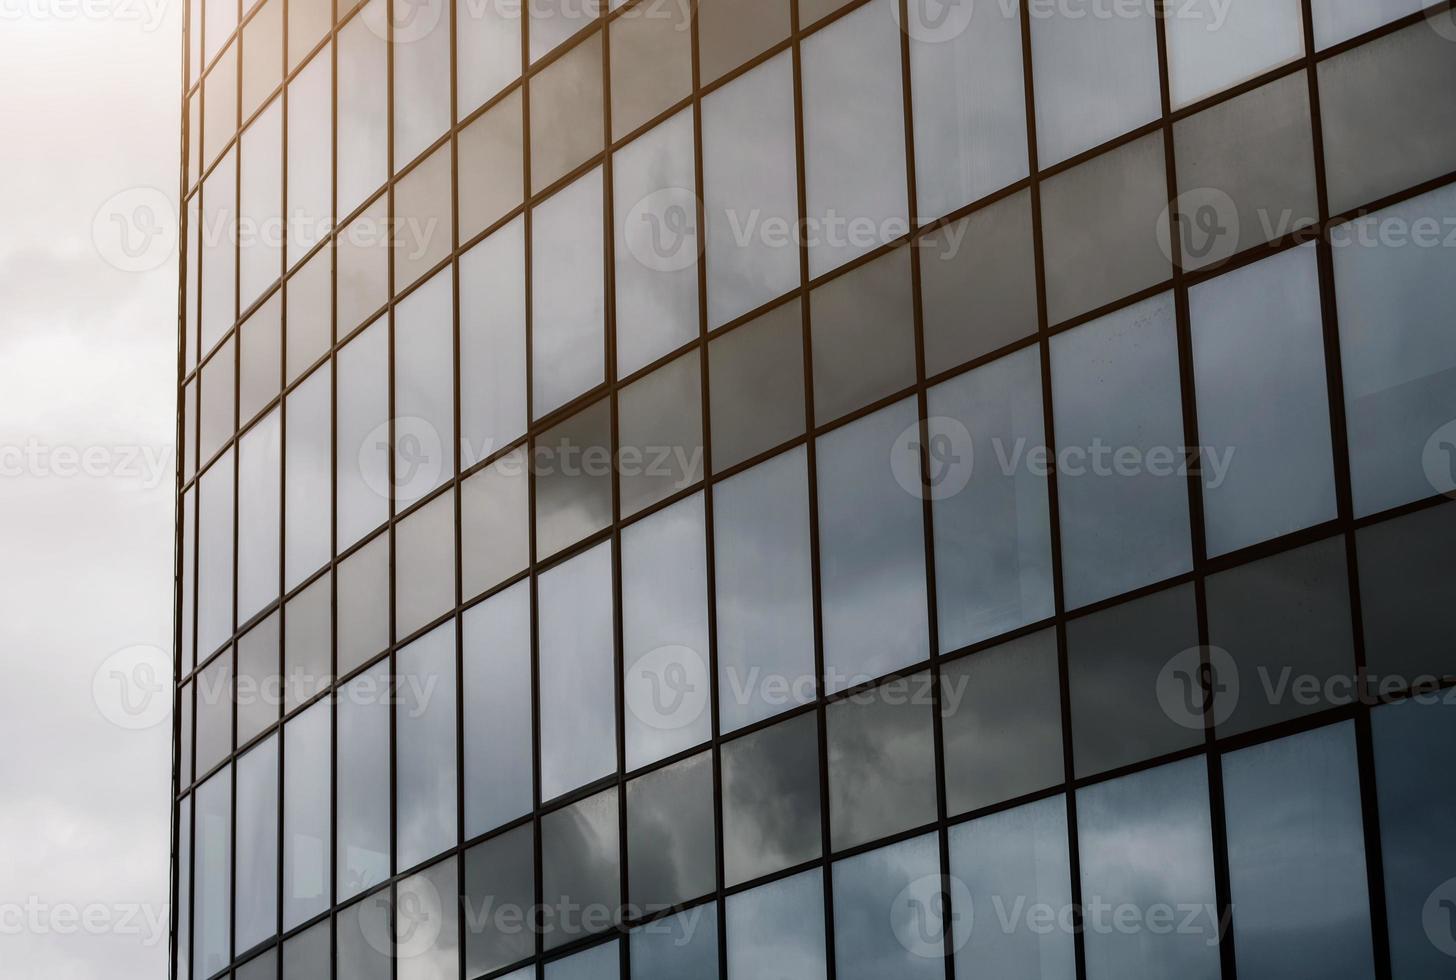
[809,248,916,424]
[721,712,822,887]
[707,300,805,471]
[396,622,458,870]
[532,168,606,416]
[725,870,827,980]
[337,663,390,901]
[627,751,716,910]
[464,823,535,976]
[833,834,944,980]
[541,787,620,949]
[463,582,534,837]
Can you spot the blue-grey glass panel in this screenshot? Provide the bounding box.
[238,408,281,621]
[928,345,1055,648]
[194,766,231,979]
[236,734,279,954]
[282,919,329,979]
[283,700,330,930]
[464,823,535,977]
[809,248,916,425]
[1223,723,1374,980]
[197,449,235,659]
[463,581,533,837]
[336,318,389,550]
[722,711,822,887]
[631,905,719,980]
[1166,0,1303,107]
[337,892,392,980]
[1190,245,1336,554]
[284,362,330,591]
[548,941,620,980]
[627,751,716,911]
[397,622,458,871]
[816,398,930,690]
[1076,758,1221,980]
[397,858,460,980]
[532,168,606,417]
[1356,501,1456,684]
[394,268,455,506]
[707,300,806,471]
[949,796,1076,980]
[394,491,455,640]
[542,787,620,950]
[338,663,391,901]
[725,869,827,980]
[833,834,944,980]
[1051,293,1192,607]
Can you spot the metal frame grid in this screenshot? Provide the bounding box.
[171,0,1456,977]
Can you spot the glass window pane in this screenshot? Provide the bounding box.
[1050,293,1191,607]
[1206,537,1355,736]
[236,734,280,954]
[725,869,827,980]
[283,570,331,711]
[920,190,1037,374]
[1173,74,1318,270]
[533,168,606,416]
[392,0,451,168]
[287,241,332,378]
[457,0,519,113]
[1318,21,1456,216]
[464,824,534,976]
[1076,758,1220,980]
[539,542,617,800]
[948,796,1075,980]
[203,42,238,168]
[240,100,283,309]
[396,493,455,640]
[1166,0,1303,107]
[1222,723,1374,979]
[1030,0,1159,165]
[530,33,604,191]
[613,108,699,377]
[182,487,197,673]
[338,663,391,902]
[459,90,524,243]
[463,581,533,837]
[397,623,458,870]
[548,941,620,980]
[703,52,799,327]
[542,787,620,949]
[239,292,281,424]
[529,0,600,61]
[1332,184,1456,516]
[461,448,529,599]
[238,407,282,621]
[196,650,233,775]
[1372,696,1456,978]
[177,798,191,970]
[201,149,238,350]
[200,337,235,464]
[928,346,1055,648]
[801,0,908,276]
[337,893,392,980]
[397,858,460,980]
[610,4,692,139]
[460,215,528,456]
[283,700,331,929]
[282,919,329,978]
[1311,0,1428,49]
[338,532,390,675]
[627,751,716,910]
[618,351,704,515]
[237,612,281,745]
[336,318,389,549]
[393,143,454,289]
[810,248,916,424]
[721,712,821,887]
[204,0,237,62]
[194,766,232,979]
[707,300,805,472]
[1066,584,1202,777]
[941,629,1063,815]
[908,0,1027,219]
[1190,245,1336,554]
[827,673,938,851]
[287,0,329,70]
[284,362,330,590]
[337,199,388,337]
[198,450,235,658]
[337,5,388,215]
[833,834,943,980]
[622,494,712,768]
[816,398,930,690]
[696,0,789,84]
[534,398,613,558]
[631,905,718,980]
[1041,134,1171,324]
[394,268,455,506]
[713,448,816,732]
[286,46,331,268]
[1356,501,1456,685]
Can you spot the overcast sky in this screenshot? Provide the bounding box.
[0,1,180,976]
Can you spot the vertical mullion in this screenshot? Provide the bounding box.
[447,0,467,973]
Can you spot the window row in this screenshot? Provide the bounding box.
[177,701,1456,979]
[179,181,1456,674]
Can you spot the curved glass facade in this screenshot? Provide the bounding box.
[174,0,1456,977]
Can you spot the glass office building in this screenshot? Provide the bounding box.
[173,0,1456,977]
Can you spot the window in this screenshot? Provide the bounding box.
[237,408,281,621]
[610,5,692,139]
[541,787,620,949]
[393,143,454,289]
[396,622,457,870]
[626,751,716,910]
[530,33,604,192]
[1355,501,1456,685]
[335,319,389,550]
[460,216,528,456]
[337,663,391,901]
[283,701,330,929]
[456,0,520,114]
[194,767,232,978]
[236,613,280,744]
[534,398,612,558]
[809,248,916,424]
[707,300,805,471]
[695,0,789,84]
[198,450,235,658]
[458,91,524,243]
[721,712,821,886]
[725,870,827,980]
[617,351,704,515]
[532,169,606,416]
[337,5,388,214]
[833,834,944,980]
[283,363,330,590]
[631,906,718,980]
[463,582,533,837]
[337,532,390,675]
[464,824,535,975]
[239,100,283,308]
[393,268,455,506]
[235,735,279,954]
[1165,0,1303,107]
[461,449,529,599]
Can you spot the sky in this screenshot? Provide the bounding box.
[0,1,181,976]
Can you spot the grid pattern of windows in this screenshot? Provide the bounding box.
[174,0,1456,977]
